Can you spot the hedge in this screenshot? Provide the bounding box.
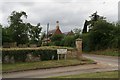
[2,49,57,63]
[2,46,75,63]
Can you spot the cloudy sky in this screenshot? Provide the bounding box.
[0,0,119,32]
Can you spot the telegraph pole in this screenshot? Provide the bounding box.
[46,23,49,45]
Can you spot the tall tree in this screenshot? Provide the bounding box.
[8,11,29,44]
[89,11,106,30]
[82,12,106,33]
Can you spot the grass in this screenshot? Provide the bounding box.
[54,71,118,78]
[84,49,119,56]
[2,58,95,73]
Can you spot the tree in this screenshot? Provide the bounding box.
[110,23,120,49]
[28,23,42,45]
[73,28,82,39]
[82,20,88,33]
[2,27,13,44]
[88,20,115,50]
[82,12,106,32]
[41,31,46,41]
[8,11,29,44]
[89,11,106,31]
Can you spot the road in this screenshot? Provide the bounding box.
[2,54,118,78]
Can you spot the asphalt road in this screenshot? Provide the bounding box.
[2,54,118,78]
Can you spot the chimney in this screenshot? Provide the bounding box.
[56,21,59,29]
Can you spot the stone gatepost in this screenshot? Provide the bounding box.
[76,38,82,58]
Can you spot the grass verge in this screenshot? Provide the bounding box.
[84,49,119,56]
[54,71,118,78]
[2,58,95,73]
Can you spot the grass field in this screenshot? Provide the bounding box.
[54,71,118,78]
[2,58,95,73]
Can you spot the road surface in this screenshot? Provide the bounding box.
[2,54,118,78]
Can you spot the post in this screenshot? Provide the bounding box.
[58,54,59,60]
[57,49,67,60]
[76,38,82,58]
[46,23,49,45]
[65,54,66,60]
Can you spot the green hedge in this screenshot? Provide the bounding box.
[2,49,57,63]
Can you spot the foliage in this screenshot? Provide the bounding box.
[51,34,64,41]
[89,20,115,50]
[2,27,13,43]
[89,11,106,29]
[2,49,57,63]
[82,20,120,51]
[2,11,42,46]
[63,35,76,47]
[73,28,81,38]
[82,12,106,33]
[50,34,64,46]
[41,31,46,41]
[82,20,88,33]
[2,46,75,63]
[82,33,91,51]
[27,23,42,45]
[8,11,29,44]
[109,23,120,48]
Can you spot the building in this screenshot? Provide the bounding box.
[48,21,74,36]
[42,21,74,45]
[64,30,74,36]
[48,21,62,36]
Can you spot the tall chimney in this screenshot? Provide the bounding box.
[56,21,59,29]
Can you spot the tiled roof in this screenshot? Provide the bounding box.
[63,30,74,35]
[48,29,56,35]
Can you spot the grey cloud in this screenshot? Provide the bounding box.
[1,0,119,32]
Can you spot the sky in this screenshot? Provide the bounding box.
[0,0,119,32]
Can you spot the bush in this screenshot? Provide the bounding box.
[63,35,76,47]
[2,48,57,63]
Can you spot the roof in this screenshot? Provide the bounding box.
[54,27,62,35]
[63,30,74,35]
[48,27,62,36]
[48,29,56,35]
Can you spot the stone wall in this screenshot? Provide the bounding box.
[3,42,17,48]
[66,50,77,59]
[3,53,41,63]
[18,44,28,48]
